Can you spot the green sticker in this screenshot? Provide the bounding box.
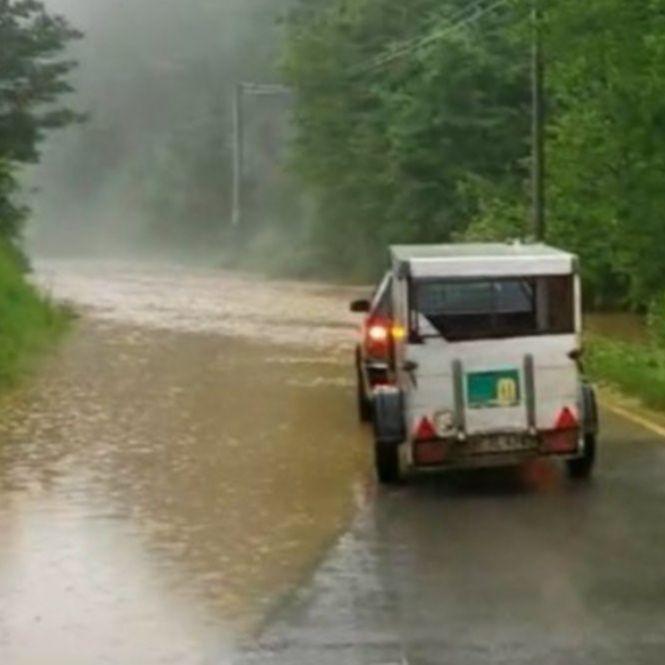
[467,369,521,409]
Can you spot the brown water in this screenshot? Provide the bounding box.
[0,261,373,664]
[585,312,648,344]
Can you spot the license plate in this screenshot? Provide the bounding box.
[468,435,534,455]
[467,369,521,409]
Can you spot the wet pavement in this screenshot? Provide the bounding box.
[240,410,665,664]
[1,260,664,664]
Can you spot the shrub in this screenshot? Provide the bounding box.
[0,243,69,387]
[647,292,665,348]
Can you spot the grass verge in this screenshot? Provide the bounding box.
[586,334,665,412]
[0,244,71,389]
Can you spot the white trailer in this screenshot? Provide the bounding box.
[352,243,598,484]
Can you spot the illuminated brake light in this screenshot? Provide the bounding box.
[367,323,406,343]
[368,325,390,343]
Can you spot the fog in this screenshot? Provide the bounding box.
[28,0,295,261]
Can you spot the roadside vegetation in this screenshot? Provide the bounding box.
[0,243,69,387]
[0,1,82,386]
[279,0,665,314]
[586,299,665,411]
[586,336,665,412]
[276,0,665,409]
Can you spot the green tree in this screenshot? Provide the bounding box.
[546,0,665,308]
[0,0,82,247]
[282,0,531,277]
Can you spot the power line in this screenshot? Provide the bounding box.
[355,0,512,75]
[363,0,493,71]
[364,0,487,70]
[363,0,511,73]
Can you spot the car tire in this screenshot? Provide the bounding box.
[567,433,596,480]
[356,361,373,423]
[375,440,402,485]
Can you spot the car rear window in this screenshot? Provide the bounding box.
[414,276,575,341]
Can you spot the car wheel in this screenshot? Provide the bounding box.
[375,440,402,485]
[356,362,373,423]
[567,433,596,480]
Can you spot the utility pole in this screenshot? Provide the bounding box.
[532,0,546,241]
[231,82,291,230]
[232,83,244,229]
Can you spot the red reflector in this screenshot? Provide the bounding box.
[555,407,578,431]
[542,429,578,454]
[415,441,447,466]
[414,417,437,441]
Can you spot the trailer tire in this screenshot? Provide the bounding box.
[372,387,405,485]
[375,440,401,485]
[567,433,596,480]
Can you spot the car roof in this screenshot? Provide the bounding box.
[390,243,577,278]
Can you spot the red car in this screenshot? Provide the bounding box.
[351,272,405,422]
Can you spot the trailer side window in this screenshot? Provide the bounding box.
[415,276,574,341]
[542,275,575,333]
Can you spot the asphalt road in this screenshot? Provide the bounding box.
[239,409,665,665]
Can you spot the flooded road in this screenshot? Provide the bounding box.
[3,260,665,665]
[0,261,371,664]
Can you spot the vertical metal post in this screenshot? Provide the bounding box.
[232,83,244,228]
[231,82,291,232]
[532,0,546,241]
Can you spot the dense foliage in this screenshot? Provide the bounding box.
[0,0,82,248]
[0,243,68,386]
[280,0,530,278]
[0,1,80,383]
[281,0,665,306]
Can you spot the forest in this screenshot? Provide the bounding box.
[0,0,78,384]
[280,0,665,312]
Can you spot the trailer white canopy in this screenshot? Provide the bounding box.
[391,243,577,279]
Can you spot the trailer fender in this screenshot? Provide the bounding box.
[373,386,406,445]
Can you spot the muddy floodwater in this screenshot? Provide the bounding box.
[0,261,372,664]
[585,312,647,344]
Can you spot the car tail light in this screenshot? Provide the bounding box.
[364,317,400,360]
[367,324,390,343]
[391,324,407,342]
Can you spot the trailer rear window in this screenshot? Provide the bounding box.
[414,276,575,341]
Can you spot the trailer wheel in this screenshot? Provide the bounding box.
[356,362,373,423]
[567,433,596,480]
[375,440,401,485]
